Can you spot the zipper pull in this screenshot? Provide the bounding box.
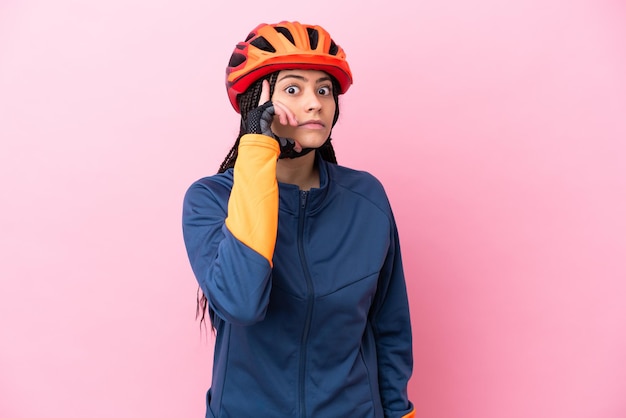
[300,190,308,209]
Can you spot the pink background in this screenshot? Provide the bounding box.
[1,0,625,417]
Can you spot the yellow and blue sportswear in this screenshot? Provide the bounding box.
[182,134,414,418]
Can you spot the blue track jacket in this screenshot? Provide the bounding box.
[182,136,413,418]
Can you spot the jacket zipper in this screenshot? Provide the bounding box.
[297,190,314,418]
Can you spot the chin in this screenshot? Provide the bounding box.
[294,133,331,149]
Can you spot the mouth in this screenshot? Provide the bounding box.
[298,120,326,129]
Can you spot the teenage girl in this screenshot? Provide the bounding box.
[183,21,415,418]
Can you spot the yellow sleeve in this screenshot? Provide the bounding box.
[225,134,280,266]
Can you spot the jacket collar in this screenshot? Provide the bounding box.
[278,153,331,215]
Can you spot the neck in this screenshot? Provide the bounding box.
[276,152,319,191]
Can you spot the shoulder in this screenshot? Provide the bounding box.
[186,169,233,192]
[327,163,393,216]
[183,170,234,209]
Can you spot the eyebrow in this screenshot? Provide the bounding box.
[277,74,332,84]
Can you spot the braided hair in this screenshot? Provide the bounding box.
[197,71,342,329]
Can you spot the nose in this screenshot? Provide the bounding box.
[304,89,322,112]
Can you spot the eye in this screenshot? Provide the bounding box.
[318,86,332,96]
[285,85,300,95]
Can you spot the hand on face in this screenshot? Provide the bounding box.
[245,71,335,159]
[258,80,302,153]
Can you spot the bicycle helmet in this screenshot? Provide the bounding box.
[226,21,353,113]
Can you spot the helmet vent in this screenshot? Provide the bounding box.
[329,40,338,56]
[228,53,246,68]
[274,26,295,45]
[245,32,255,42]
[250,36,276,53]
[307,28,319,49]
